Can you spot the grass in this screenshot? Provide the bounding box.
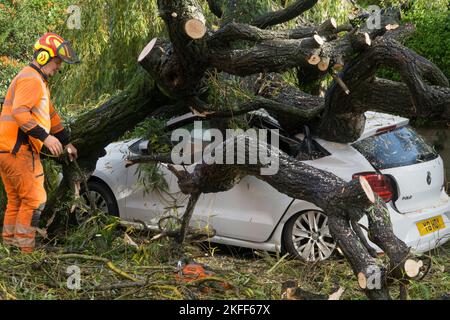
[0,212,448,300]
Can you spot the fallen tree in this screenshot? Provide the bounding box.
[44,0,449,300]
[127,0,449,299]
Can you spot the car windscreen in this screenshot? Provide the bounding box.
[352,126,438,170]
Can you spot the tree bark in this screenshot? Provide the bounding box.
[209,36,324,76]
[208,18,343,45]
[320,37,450,142]
[152,0,209,97]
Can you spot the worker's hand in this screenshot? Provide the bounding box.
[43,135,63,156]
[65,143,78,162]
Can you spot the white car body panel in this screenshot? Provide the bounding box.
[382,157,445,213]
[357,111,409,141]
[123,163,180,222]
[298,136,375,181]
[95,141,133,209]
[91,112,450,255]
[190,175,293,242]
[125,164,293,243]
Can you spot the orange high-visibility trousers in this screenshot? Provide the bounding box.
[0,145,46,253]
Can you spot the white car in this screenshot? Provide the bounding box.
[84,111,450,262]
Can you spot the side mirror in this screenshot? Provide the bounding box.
[140,140,149,154]
[128,139,149,155]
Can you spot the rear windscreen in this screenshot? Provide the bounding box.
[352,126,438,170]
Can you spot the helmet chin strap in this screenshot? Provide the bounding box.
[29,63,49,82]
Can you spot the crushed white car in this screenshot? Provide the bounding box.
[83,111,450,262]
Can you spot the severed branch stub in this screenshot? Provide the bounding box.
[317,57,331,71]
[185,18,206,39]
[308,54,321,65]
[358,272,369,289]
[359,176,375,204]
[331,72,350,95]
[404,259,424,278]
[316,18,338,39]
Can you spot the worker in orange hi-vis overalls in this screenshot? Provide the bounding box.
[0,32,80,253]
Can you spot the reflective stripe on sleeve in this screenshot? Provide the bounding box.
[20,119,39,131]
[11,106,31,115]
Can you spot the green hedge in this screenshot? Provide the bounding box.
[403,0,449,79]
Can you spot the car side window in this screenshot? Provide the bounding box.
[128,138,150,155]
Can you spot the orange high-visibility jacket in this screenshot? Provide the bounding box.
[0,65,69,153]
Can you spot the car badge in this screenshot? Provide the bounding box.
[426,171,432,185]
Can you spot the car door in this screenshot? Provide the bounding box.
[123,139,187,223]
[170,122,293,243]
[123,123,293,243]
[191,175,293,242]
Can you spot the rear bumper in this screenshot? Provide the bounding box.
[358,193,450,253]
[387,198,450,253]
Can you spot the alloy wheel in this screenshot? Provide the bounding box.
[291,211,336,262]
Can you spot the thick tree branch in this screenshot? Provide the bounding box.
[158,0,207,42]
[209,36,323,76]
[127,136,424,299]
[352,78,450,118]
[154,0,209,96]
[208,18,340,45]
[251,0,318,29]
[321,37,450,142]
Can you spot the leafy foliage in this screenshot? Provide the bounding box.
[49,0,165,109]
[220,0,276,25]
[302,0,352,25]
[135,163,169,195]
[0,230,449,299]
[123,117,171,194]
[0,0,70,96]
[63,212,123,255]
[403,0,449,79]
[0,0,165,106]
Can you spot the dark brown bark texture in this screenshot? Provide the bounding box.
[140,2,449,142]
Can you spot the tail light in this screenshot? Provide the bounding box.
[352,173,394,202]
[376,125,397,135]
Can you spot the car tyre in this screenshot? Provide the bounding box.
[283,210,337,262]
[77,180,119,223]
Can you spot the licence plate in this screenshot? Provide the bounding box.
[416,215,445,236]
